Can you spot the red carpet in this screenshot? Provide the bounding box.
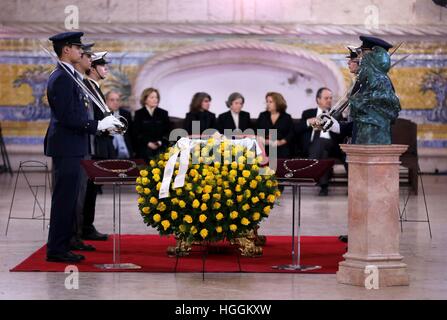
[10,235,345,273]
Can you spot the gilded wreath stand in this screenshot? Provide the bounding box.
[167,225,266,257]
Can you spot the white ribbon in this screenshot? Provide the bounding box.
[158,136,262,199]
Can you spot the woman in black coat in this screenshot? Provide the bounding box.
[184,92,217,136]
[256,92,294,159]
[217,92,252,136]
[133,87,171,161]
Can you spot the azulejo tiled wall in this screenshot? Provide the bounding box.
[0,37,446,149]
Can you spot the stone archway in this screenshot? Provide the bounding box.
[133,40,345,118]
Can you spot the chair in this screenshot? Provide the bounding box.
[5,160,52,235]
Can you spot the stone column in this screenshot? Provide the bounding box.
[336,144,410,287]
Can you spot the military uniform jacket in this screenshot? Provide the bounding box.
[44,64,98,157]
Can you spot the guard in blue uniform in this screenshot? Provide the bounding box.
[45,32,122,263]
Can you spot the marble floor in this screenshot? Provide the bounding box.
[0,171,446,300]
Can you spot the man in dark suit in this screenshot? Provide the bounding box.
[45,32,122,263]
[105,90,134,159]
[217,92,252,136]
[295,87,343,196]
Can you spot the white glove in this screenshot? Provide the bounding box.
[97,115,124,131]
[322,115,340,133]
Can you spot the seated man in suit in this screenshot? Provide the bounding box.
[217,92,252,136]
[295,87,343,196]
[105,90,134,159]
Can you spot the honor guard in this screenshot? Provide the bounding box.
[45,32,122,263]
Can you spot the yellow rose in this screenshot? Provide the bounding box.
[161,220,170,230]
[157,202,167,211]
[142,207,150,214]
[252,212,261,221]
[156,182,161,190]
[238,156,247,164]
[231,162,238,170]
[237,195,243,203]
[171,211,178,220]
[255,175,262,182]
[242,170,251,178]
[202,193,210,202]
[266,180,273,188]
[237,177,246,185]
[199,214,207,223]
[250,180,258,189]
[179,200,186,208]
[214,162,221,169]
[171,198,179,205]
[190,226,198,234]
[153,174,160,182]
[251,196,259,204]
[235,185,242,192]
[203,185,213,194]
[137,197,145,204]
[230,211,239,219]
[179,224,186,232]
[216,226,223,233]
[238,163,245,171]
[213,193,221,201]
[200,228,208,239]
[241,217,250,226]
[152,168,161,175]
[200,203,208,211]
[213,202,221,209]
[183,215,193,224]
[216,212,224,221]
[141,177,149,185]
[264,206,271,215]
[144,188,151,195]
[242,203,250,211]
[229,169,237,177]
[267,194,276,203]
[259,192,265,199]
[136,177,142,184]
[226,199,234,207]
[192,199,200,208]
[196,186,203,194]
[136,185,143,193]
[153,214,161,222]
[230,224,237,232]
[224,190,232,197]
[244,189,251,198]
[140,170,148,177]
[275,190,281,197]
[150,197,158,205]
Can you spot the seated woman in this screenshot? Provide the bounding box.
[217,92,252,136]
[133,88,171,161]
[256,92,294,159]
[184,92,217,136]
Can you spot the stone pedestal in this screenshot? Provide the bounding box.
[336,144,410,287]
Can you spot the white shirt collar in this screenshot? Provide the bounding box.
[74,68,85,80]
[145,105,157,116]
[60,61,75,74]
[317,106,330,115]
